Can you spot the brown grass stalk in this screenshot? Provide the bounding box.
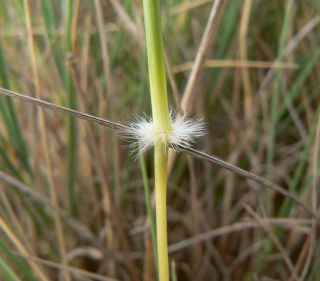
[0,215,49,281]
[24,1,71,280]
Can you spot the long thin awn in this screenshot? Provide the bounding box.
[0,87,315,217]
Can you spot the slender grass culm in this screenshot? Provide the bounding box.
[135,0,205,280]
[142,0,171,279]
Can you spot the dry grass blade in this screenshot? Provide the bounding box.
[93,3,122,275]
[257,15,320,99]
[109,0,143,44]
[168,219,310,253]
[0,170,100,245]
[23,1,70,280]
[0,215,49,281]
[181,0,227,114]
[168,0,228,180]
[170,0,211,16]
[297,117,320,280]
[173,59,298,73]
[68,58,140,280]
[0,87,315,217]
[239,0,253,132]
[13,253,119,281]
[243,204,299,280]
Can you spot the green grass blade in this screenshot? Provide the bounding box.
[41,1,56,36]
[280,81,320,131]
[0,137,21,177]
[0,238,37,281]
[41,1,66,83]
[66,0,78,216]
[0,257,22,281]
[278,108,320,216]
[0,41,31,173]
[276,48,320,124]
[204,0,241,103]
[267,0,295,177]
[171,261,178,281]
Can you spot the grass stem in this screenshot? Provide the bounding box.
[154,144,169,281]
[24,1,71,280]
[142,0,170,279]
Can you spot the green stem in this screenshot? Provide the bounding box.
[0,257,22,281]
[142,0,170,279]
[155,144,169,281]
[143,0,170,130]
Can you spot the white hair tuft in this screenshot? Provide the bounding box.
[122,112,206,157]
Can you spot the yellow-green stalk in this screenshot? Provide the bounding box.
[142,0,170,280]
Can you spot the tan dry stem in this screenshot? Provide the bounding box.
[24,1,71,280]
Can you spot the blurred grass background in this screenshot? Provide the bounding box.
[0,0,319,280]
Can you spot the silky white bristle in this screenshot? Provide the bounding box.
[122,113,206,157]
